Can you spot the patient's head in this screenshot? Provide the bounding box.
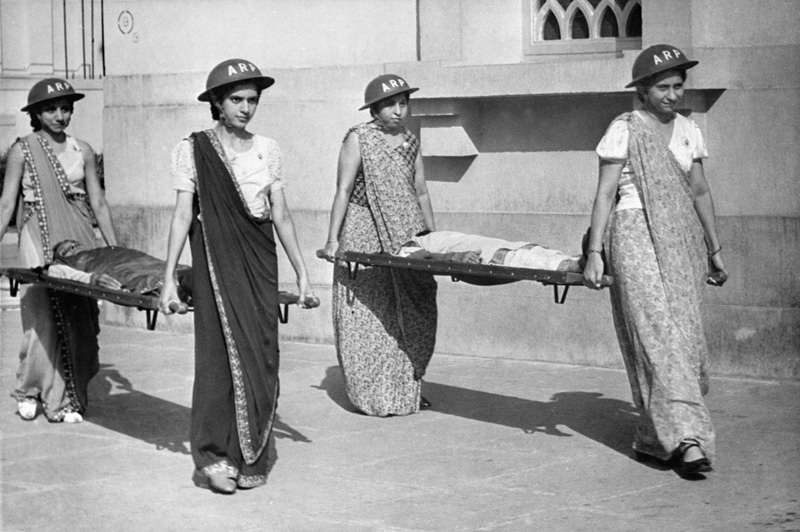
[53,240,87,261]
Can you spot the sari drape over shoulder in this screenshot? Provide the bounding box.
[608,113,714,461]
[13,133,99,421]
[188,130,279,487]
[332,123,438,417]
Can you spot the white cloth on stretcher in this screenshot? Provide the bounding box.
[395,231,581,272]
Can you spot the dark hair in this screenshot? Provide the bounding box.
[29,112,42,131]
[28,101,75,132]
[369,93,410,118]
[208,82,263,120]
[635,69,688,103]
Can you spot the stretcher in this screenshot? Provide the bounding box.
[1,267,303,330]
[318,251,613,304]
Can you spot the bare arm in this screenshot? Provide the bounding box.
[270,188,316,307]
[414,150,435,232]
[81,140,117,246]
[0,143,24,245]
[158,190,194,314]
[322,132,360,261]
[688,159,727,276]
[583,159,622,289]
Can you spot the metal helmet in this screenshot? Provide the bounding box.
[359,74,419,111]
[21,78,85,112]
[197,58,275,102]
[626,44,698,88]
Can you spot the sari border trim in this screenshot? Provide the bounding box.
[18,138,53,263]
[194,131,274,465]
[237,473,267,489]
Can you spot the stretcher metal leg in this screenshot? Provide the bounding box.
[279,304,289,324]
[9,279,19,297]
[553,284,570,304]
[145,309,158,330]
[346,261,359,281]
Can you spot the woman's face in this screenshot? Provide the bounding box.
[642,71,685,117]
[217,83,260,128]
[36,99,73,134]
[374,93,409,130]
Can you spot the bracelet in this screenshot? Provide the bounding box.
[326,240,338,245]
[707,245,722,257]
[587,249,603,255]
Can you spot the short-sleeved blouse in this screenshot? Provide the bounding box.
[596,110,708,211]
[170,134,285,218]
[21,135,86,202]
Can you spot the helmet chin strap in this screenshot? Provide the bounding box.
[216,103,234,129]
[214,101,237,130]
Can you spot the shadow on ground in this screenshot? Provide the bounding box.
[317,364,650,461]
[85,363,310,473]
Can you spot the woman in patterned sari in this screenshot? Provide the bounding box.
[0,78,117,423]
[159,59,316,494]
[322,74,438,417]
[583,45,728,477]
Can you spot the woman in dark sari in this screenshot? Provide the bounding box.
[159,59,316,494]
[0,78,117,423]
[321,74,438,417]
[583,45,728,478]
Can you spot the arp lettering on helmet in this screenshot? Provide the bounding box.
[227,63,257,77]
[381,79,407,93]
[652,49,682,65]
[47,82,72,94]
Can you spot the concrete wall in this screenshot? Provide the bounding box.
[4,0,798,379]
[101,0,418,75]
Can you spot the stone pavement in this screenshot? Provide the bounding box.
[1,305,799,532]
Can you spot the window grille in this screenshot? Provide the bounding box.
[524,0,642,57]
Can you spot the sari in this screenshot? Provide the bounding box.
[332,122,438,417]
[13,133,100,421]
[188,130,279,488]
[607,113,715,461]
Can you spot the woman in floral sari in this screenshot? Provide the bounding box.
[0,78,117,423]
[583,45,728,477]
[322,74,438,417]
[159,59,316,494]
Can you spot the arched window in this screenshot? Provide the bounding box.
[543,11,561,40]
[571,9,590,39]
[600,7,619,37]
[525,0,642,57]
[626,3,642,37]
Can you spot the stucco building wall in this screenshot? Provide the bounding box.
[2,0,798,378]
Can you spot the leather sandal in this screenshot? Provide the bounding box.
[676,441,712,476]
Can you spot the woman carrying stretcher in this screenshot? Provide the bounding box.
[322,74,438,417]
[159,59,316,494]
[0,79,118,423]
[583,45,728,478]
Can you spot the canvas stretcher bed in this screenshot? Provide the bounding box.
[1,267,302,330]
[319,250,613,304]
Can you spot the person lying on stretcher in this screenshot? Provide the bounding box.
[394,231,585,272]
[44,240,193,306]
